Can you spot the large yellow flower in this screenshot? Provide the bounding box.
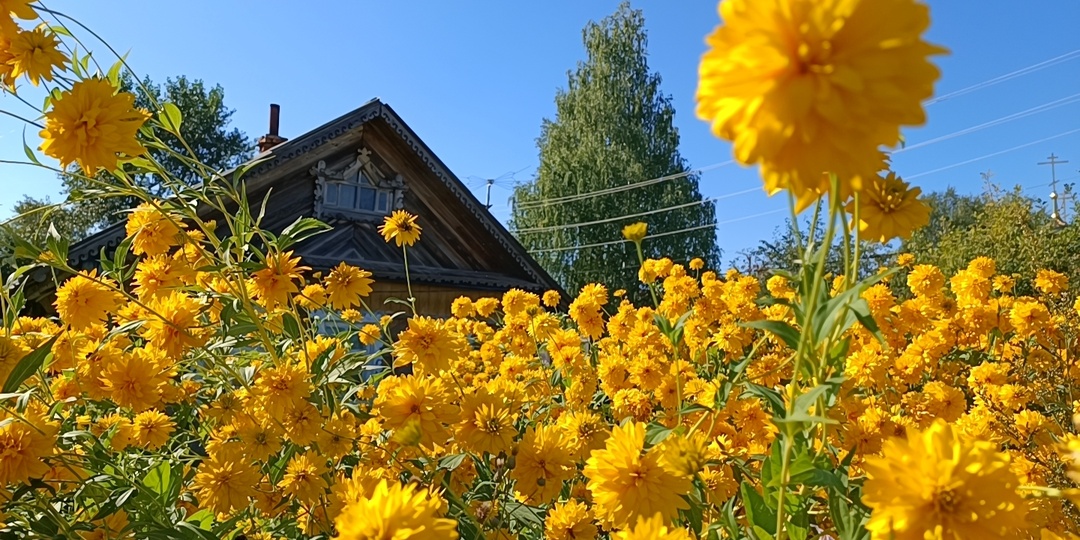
[863,419,1027,539]
[615,513,692,540]
[333,479,459,540]
[696,0,945,209]
[584,421,691,529]
[510,424,575,504]
[848,172,931,243]
[6,26,66,86]
[0,410,57,485]
[323,262,373,309]
[544,499,598,540]
[378,210,422,247]
[277,453,329,505]
[0,0,36,34]
[392,316,463,373]
[192,444,261,515]
[131,409,174,450]
[456,388,516,456]
[40,78,149,174]
[54,269,123,330]
[251,250,309,308]
[374,373,457,447]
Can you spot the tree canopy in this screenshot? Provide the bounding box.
[510,2,718,299]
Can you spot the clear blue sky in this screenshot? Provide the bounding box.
[1,1,1078,263]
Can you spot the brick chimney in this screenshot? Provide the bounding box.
[257,104,287,152]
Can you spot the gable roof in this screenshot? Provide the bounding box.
[65,99,560,294]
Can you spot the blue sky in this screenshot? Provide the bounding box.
[1,1,1079,262]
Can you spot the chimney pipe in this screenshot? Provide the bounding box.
[268,103,280,136]
[257,103,287,153]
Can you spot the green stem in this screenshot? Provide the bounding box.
[402,244,416,315]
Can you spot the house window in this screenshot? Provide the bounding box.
[323,169,393,214]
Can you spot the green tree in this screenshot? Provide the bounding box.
[738,215,890,280]
[901,185,1080,296]
[5,74,252,246]
[510,2,718,299]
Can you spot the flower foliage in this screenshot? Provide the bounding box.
[2,2,1080,540]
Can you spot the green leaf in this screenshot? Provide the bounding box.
[740,482,776,537]
[278,216,331,249]
[644,422,674,447]
[743,383,785,416]
[143,460,171,496]
[3,334,58,393]
[742,319,800,350]
[438,453,467,471]
[159,102,183,134]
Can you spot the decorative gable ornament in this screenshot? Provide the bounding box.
[312,146,407,221]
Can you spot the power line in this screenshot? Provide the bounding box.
[895,92,1080,154]
[513,160,734,210]
[515,186,759,234]
[527,208,784,255]
[925,48,1080,106]
[906,128,1080,180]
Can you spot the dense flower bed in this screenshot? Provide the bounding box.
[3,0,1080,539]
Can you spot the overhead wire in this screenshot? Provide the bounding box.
[527,208,785,255]
[906,128,1080,180]
[925,48,1080,106]
[895,92,1080,154]
[513,160,734,210]
[514,186,759,234]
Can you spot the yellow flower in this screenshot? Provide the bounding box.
[393,316,462,373]
[658,431,708,477]
[1035,269,1068,295]
[689,258,705,271]
[849,172,931,242]
[456,388,516,455]
[334,479,459,540]
[192,445,261,515]
[863,419,1027,539]
[584,421,691,528]
[6,26,66,86]
[615,513,692,540]
[359,323,381,346]
[510,424,574,504]
[622,222,648,243]
[378,210,422,247]
[544,500,598,540]
[374,373,457,447]
[99,348,170,412]
[695,0,945,209]
[251,251,308,308]
[0,0,36,34]
[542,290,561,308]
[277,453,328,505]
[896,253,916,267]
[0,335,28,385]
[40,78,149,174]
[252,361,311,421]
[131,409,174,450]
[0,410,57,485]
[125,202,185,257]
[141,291,206,359]
[324,262,373,309]
[54,270,123,330]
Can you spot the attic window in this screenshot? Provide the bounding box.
[323,170,392,214]
[312,147,406,221]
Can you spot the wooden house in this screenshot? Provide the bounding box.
[29,99,560,316]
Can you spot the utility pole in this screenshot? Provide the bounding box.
[1038,154,1069,225]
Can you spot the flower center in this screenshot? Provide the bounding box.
[933,487,961,515]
